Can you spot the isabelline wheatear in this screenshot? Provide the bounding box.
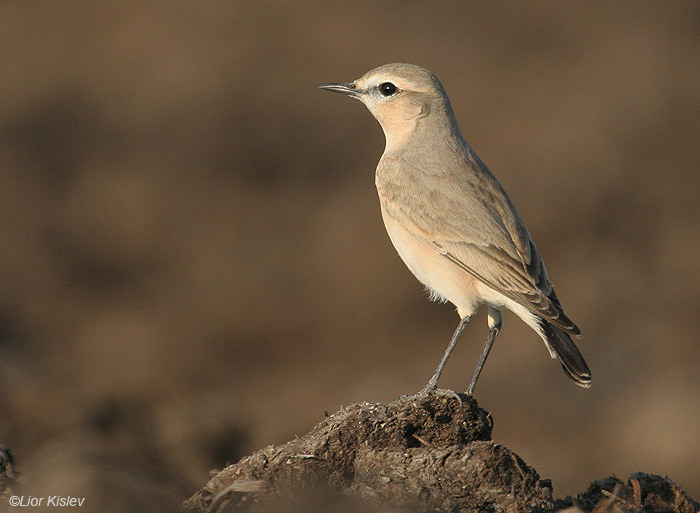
[321,63,591,395]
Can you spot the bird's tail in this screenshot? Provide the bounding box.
[540,320,592,388]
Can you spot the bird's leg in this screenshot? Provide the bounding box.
[466,307,502,395]
[422,315,471,393]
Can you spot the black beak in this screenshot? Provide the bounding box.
[319,82,358,97]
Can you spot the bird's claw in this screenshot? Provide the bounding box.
[419,386,464,409]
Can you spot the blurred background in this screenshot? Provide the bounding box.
[1,1,699,511]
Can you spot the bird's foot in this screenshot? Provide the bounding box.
[418,385,464,409]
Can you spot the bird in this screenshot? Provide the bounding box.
[320,63,591,395]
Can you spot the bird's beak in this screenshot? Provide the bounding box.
[319,82,358,97]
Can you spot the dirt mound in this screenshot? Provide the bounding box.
[184,395,699,513]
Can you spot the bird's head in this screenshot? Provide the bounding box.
[321,63,454,151]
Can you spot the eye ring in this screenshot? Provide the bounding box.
[378,82,398,96]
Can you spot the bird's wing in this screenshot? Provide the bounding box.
[378,151,580,336]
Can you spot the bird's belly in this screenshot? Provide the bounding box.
[380,207,480,317]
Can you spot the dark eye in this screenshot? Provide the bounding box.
[378,82,398,96]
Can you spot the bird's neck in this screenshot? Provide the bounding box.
[381,107,467,159]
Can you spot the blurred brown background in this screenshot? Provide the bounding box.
[1,2,699,511]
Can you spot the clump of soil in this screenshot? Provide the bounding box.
[184,393,554,513]
[558,473,699,513]
[184,394,699,513]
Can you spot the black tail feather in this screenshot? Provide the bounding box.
[540,320,592,388]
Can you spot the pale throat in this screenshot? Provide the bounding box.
[378,115,420,153]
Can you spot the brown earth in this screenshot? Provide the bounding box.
[182,395,698,513]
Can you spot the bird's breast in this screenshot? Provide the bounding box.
[378,202,480,317]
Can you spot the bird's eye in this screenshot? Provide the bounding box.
[378,82,398,96]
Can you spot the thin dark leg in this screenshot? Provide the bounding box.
[422,315,472,392]
[465,326,500,395]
